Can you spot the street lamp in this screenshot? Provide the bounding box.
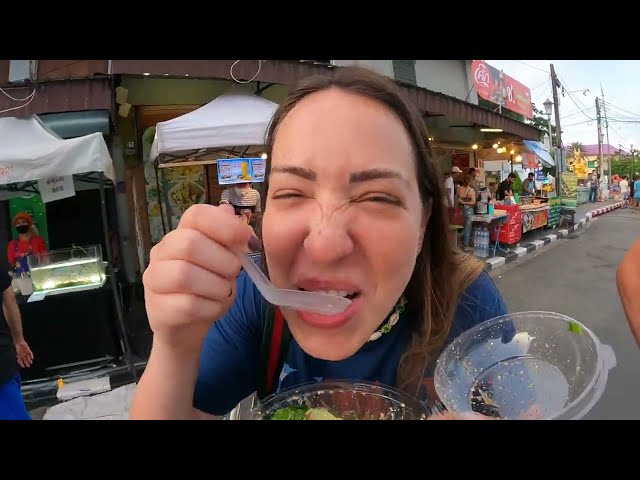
[543,98,554,148]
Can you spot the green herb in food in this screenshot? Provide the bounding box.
[568,321,583,334]
[270,406,308,420]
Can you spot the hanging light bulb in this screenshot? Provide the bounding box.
[515,155,523,162]
[510,149,515,155]
[472,144,479,150]
[493,143,499,149]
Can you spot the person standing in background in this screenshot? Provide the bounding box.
[468,168,481,200]
[443,170,455,208]
[219,182,261,222]
[497,173,516,201]
[634,175,640,210]
[0,255,33,420]
[7,212,48,277]
[522,172,535,196]
[588,171,598,203]
[459,173,477,251]
[619,175,629,207]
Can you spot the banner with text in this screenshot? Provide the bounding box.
[38,175,76,204]
[561,172,578,208]
[471,60,533,119]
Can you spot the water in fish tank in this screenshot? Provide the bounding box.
[28,245,106,292]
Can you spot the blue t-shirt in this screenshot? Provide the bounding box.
[634,180,640,198]
[193,270,508,416]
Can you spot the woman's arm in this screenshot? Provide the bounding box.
[7,241,15,267]
[130,270,264,419]
[617,238,640,346]
[131,340,218,419]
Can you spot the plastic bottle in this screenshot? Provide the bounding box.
[473,227,482,257]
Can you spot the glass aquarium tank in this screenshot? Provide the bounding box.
[28,245,107,295]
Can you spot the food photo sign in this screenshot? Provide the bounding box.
[217,158,266,185]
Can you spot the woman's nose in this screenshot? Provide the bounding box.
[303,208,354,264]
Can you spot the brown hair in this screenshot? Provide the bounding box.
[262,67,484,391]
[462,173,473,188]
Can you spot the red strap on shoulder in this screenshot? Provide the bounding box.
[265,307,285,395]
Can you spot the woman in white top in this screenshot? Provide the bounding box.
[459,173,476,250]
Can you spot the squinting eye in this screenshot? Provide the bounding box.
[361,195,402,206]
[272,192,303,200]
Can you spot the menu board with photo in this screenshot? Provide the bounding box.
[217,158,266,185]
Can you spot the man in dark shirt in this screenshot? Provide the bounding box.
[0,257,33,419]
[497,173,517,201]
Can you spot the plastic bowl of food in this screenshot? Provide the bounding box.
[250,381,431,420]
[434,311,616,420]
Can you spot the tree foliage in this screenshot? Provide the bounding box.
[610,157,640,178]
[526,103,557,145]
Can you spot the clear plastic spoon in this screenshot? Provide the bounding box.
[239,253,352,315]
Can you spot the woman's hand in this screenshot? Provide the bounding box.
[429,404,543,420]
[142,204,253,354]
[428,411,497,420]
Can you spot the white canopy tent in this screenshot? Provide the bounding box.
[0,115,134,378]
[0,115,115,184]
[149,88,279,164]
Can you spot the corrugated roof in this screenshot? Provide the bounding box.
[0,78,112,118]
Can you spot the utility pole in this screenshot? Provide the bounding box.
[601,83,611,178]
[550,64,564,195]
[595,97,604,179]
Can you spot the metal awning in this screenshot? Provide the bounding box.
[523,140,555,168]
[109,60,544,141]
[38,110,111,139]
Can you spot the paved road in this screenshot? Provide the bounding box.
[491,208,640,419]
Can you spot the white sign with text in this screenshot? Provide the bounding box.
[38,175,76,203]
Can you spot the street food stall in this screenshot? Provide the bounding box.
[0,115,134,385]
[149,87,278,234]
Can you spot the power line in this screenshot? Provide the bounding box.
[561,106,596,120]
[563,119,594,128]
[602,100,640,120]
[556,76,595,121]
[555,73,593,115]
[564,92,596,121]
[511,60,550,74]
[530,79,550,92]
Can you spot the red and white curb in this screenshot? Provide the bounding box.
[484,201,624,270]
[587,201,624,218]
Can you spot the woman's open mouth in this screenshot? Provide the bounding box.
[294,283,363,329]
[298,288,359,301]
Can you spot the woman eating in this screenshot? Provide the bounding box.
[130,67,508,420]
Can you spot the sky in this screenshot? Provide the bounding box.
[485,60,640,151]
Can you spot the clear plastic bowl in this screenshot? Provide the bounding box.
[250,381,431,420]
[434,311,616,420]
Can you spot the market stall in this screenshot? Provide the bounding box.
[149,87,278,233]
[520,203,550,233]
[0,115,134,382]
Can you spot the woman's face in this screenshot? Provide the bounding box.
[263,88,426,361]
[15,219,30,233]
